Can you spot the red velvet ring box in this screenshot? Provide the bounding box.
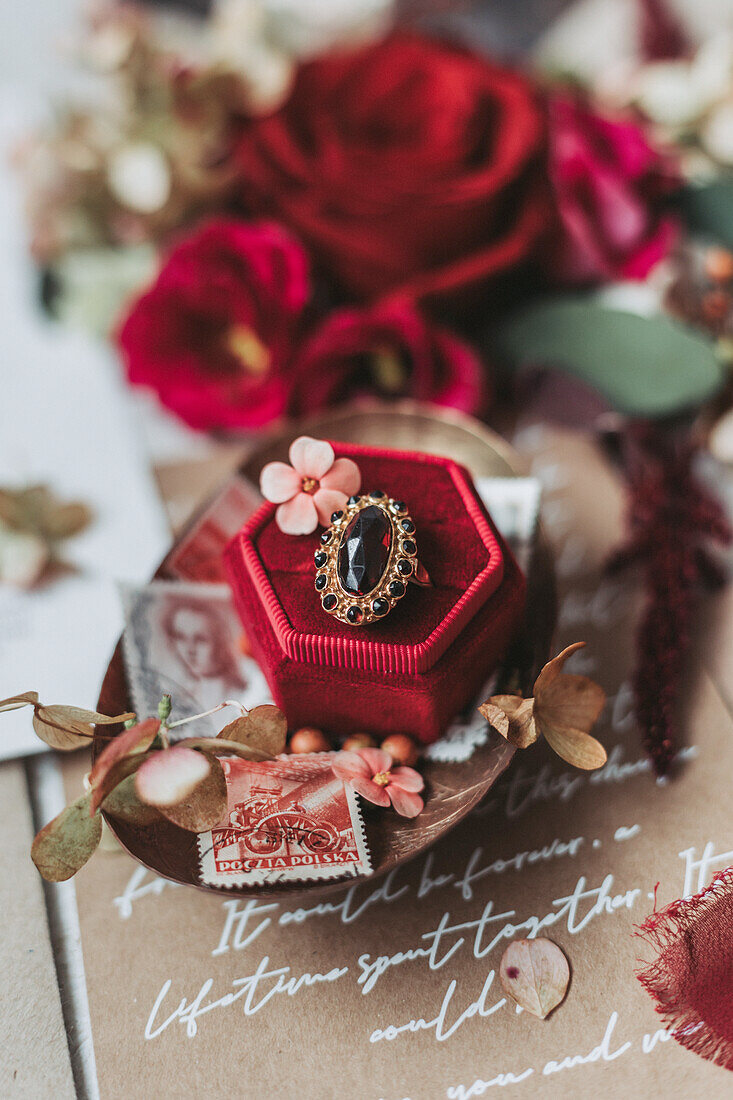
[224,443,526,744]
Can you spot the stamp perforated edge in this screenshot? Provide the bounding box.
[196,754,373,888]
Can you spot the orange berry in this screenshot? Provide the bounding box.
[705,247,733,284]
[342,733,377,751]
[289,727,331,754]
[380,733,418,767]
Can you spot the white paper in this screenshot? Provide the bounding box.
[0,96,169,760]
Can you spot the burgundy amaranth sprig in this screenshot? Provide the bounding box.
[608,423,731,776]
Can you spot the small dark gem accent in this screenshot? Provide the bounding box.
[322,594,337,611]
[372,598,389,616]
[388,580,405,598]
[331,510,344,523]
[320,530,331,544]
[314,550,327,568]
[337,504,392,596]
[401,539,417,556]
[397,558,413,576]
[347,495,361,506]
[400,518,415,533]
[391,500,407,514]
[369,489,385,499]
[315,573,327,591]
[346,605,364,624]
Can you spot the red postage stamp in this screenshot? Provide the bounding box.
[164,477,262,584]
[198,755,372,886]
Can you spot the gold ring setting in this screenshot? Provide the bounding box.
[314,491,429,626]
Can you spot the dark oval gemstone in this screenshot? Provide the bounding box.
[322,594,337,611]
[315,573,327,591]
[314,550,327,568]
[347,495,361,506]
[388,580,405,598]
[331,510,344,523]
[337,504,392,596]
[369,489,385,499]
[372,598,390,617]
[346,605,364,624]
[391,500,407,514]
[401,539,417,556]
[397,558,413,577]
[400,518,415,534]
[320,530,331,544]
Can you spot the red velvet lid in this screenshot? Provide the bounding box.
[232,442,506,675]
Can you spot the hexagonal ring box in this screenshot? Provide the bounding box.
[224,442,526,744]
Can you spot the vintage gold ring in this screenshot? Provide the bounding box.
[314,491,431,626]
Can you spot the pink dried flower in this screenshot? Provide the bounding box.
[332,747,424,818]
[260,436,360,535]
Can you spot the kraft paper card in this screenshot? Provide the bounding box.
[59,428,733,1099]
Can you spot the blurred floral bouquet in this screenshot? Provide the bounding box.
[23,0,733,441]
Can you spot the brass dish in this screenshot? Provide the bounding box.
[94,402,556,900]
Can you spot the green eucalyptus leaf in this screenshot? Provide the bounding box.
[496,299,724,417]
[31,791,102,881]
[679,180,733,248]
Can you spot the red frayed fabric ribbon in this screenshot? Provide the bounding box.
[636,868,733,1070]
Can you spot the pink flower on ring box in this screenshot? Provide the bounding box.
[260,436,361,535]
[332,747,424,817]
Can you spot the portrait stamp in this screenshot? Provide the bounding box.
[198,755,372,886]
[163,476,262,584]
[121,581,271,736]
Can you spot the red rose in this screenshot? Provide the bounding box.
[289,301,487,417]
[236,32,549,316]
[548,94,677,283]
[117,219,308,431]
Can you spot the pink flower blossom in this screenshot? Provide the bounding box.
[332,747,424,818]
[260,435,361,536]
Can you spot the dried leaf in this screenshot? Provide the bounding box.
[0,691,39,712]
[40,501,93,541]
[479,695,538,749]
[102,774,161,827]
[541,725,608,770]
[479,702,510,739]
[88,717,160,812]
[31,791,102,881]
[158,756,228,832]
[218,704,286,756]
[499,938,570,1019]
[176,736,272,762]
[135,746,210,807]
[534,643,606,735]
[32,704,135,751]
[1,485,92,541]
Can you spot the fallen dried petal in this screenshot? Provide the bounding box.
[542,724,608,770]
[158,756,228,831]
[499,938,570,1019]
[135,746,210,807]
[31,791,102,881]
[218,703,286,756]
